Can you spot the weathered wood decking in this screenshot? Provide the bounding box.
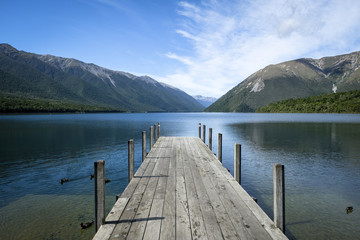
[93,137,288,240]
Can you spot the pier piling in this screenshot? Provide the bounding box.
[142,131,146,162]
[158,122,161,138]
[218,133,222,163]
[209,128,212,151]
[150,126,154,150]
[128,139,134,183]
[234,143,241,184]
[94,160,105,232]
[154,124,158,142]
[203,124,206,143]
[274,163,285,233]
[198,123,201,138]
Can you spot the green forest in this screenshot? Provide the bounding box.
[256,90,360,113]
[0,96,123,113]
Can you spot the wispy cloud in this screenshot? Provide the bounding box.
[166,52,194,65]
[162,0,360,97]
[95,0,128,11]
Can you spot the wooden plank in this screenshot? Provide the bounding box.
[175,138,192,239]
[93,147,155,239]
[159,138,176,239]
[186,138,239,240]
[125,154,164,239]
[190,138,245,238]
[109,159,158,239]
[142,139,171,240]
[196,140,286,239]
[145,137,166,159]
[143,138,171,239]
[182,139,209,239]
[204,160,271,238]
[134,137,171,239]
[215,161,288,240]
[194,139,270,239]
[119,156,152,199]
[93,197,129,240]
[196,141,287,239]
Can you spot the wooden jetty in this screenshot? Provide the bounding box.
[93,134,288,239]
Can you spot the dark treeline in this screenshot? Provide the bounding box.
[256,90,360,113]
[0,96,124,113]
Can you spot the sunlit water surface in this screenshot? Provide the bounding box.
[0,113,359,239]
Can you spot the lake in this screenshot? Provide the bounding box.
[0,113,359,240]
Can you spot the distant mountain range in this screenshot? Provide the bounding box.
[0,44,204,112]
[206,51,360,112]
[192,95,217,107]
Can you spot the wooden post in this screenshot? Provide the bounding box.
[128,139,134,183]
[209,128,212,151]
[234,143,241,184]
[142,131,146,162]
[154,124,158,142]
[198,123,201,138]
[274,163,285,233]
[202,124,206,143]
[94,160,105,232]
[218,133,222,163]
[158,122,161,138]
[150,126,154,150]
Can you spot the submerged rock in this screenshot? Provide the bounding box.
[346,206,353,214]
[60,178,69,184]
[80,220,94,229]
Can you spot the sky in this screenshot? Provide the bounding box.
[2,0,360,98]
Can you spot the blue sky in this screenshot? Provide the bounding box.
[2,0,360,97]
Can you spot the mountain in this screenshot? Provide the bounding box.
[0,44,204,112]
[192,95,217,107]
[206,51,360,112]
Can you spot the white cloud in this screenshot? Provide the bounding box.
[166,52,194,65]
[161,0,360,98]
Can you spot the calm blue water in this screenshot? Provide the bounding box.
[0,113,359,239]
